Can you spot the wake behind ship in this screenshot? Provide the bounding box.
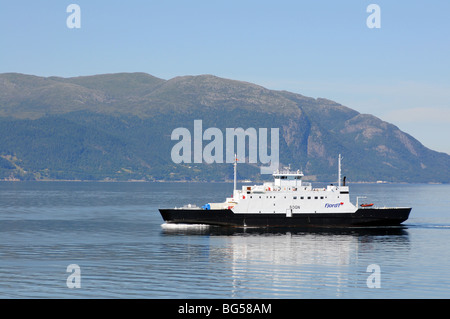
[159,155,411,228]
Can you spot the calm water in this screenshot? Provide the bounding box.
[0,181,449,299]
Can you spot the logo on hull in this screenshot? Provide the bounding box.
[325,202,344,208]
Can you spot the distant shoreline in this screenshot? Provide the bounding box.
[0,179,445,185]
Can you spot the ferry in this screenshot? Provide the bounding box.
[159,155,411,227]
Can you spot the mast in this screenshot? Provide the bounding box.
[233,153,237,193]
[338,154,342,188]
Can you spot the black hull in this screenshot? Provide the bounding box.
[159,207,411,228]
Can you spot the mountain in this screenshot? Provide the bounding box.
[0,72,449,183]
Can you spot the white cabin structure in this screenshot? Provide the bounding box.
[208,155,357,216]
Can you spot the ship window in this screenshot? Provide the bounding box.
[301,196,304,200]
[308,196,311,199]
[320,196,324,199]
[315,196,318,200]
[293,196,297,199]
[250,196,252,199]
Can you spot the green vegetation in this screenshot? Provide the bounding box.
[0,72,449,183]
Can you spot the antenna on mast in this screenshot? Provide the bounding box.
[338,154,342,188]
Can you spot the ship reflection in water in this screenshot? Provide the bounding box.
[161,225,410,298]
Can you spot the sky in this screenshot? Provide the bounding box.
[1,0,449,154]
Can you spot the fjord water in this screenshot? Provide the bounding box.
[0,181,449,298]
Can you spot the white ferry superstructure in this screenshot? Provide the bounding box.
[159,155,411,227]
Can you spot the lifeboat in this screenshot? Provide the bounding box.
[360,203,374,207]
